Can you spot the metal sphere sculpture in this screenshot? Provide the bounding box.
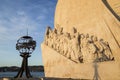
[16,36,36,54]
[15,35,36,78]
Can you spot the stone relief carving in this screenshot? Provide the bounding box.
[44,26,114,63]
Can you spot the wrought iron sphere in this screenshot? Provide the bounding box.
[16,35,36,54]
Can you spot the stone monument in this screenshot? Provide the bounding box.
[41,0,120,79]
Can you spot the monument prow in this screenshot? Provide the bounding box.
[41,0,120,79]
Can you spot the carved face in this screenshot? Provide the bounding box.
[81,34,85,39]
[86,34,89,38]
[92,36,98,42]
[71,27,77,34]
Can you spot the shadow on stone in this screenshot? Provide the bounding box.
[93,62,101,80]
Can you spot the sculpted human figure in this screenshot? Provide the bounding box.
[44,26,52,45]
[52,28,58,49]
[59,39,63,54]
[45,26,50,35]
[80,34,85,61]
[69,27,81,62]
[62,32,71,56]
[56,30,64,54]
[86,35,96,62]
[55,37,61,52]
[99,39,114,60]
[86,33,92,42]
[46,27,58,48]
[80,34,96,63]
[92,36,105,62]
[56,24,63,35]
[48,31,54,48]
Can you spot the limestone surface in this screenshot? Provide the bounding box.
[54,0,120,61]
[41,0,120,79]
[41,44,120,80]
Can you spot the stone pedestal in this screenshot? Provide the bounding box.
[41,44,120,80]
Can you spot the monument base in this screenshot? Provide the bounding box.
[0,77,89,80]
[41,43,120,80]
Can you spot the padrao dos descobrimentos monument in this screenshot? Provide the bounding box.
[41,0,120,79]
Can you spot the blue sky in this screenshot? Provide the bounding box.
[0,0,57,67]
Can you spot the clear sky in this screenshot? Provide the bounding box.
[0,0,58,67]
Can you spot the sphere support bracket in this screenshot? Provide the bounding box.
[14,53,32,78]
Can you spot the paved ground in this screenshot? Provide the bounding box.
[0,77,91,80]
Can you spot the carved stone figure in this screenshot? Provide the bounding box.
[92,36,104,62]
[81,34,96,63]
[56,24,63,35]
[99,39,114,60]
[69,28,81,62]
[62,33,70,56]
[44,26,52,45]
[52,28,57,49]
[70,35,78,62]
